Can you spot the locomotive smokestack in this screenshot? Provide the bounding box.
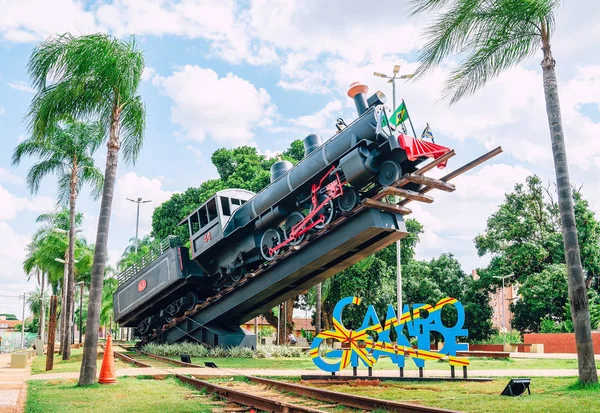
[347,82,369,115]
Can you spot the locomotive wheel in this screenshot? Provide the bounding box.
[183,292,198,311]
[378,160,402,186]
[161,309,174,325]
[137,318,151,335]
[284,211,306,246]
[231,267,245,282]
[311,199,336,230]
[260,228,282,261]
[337,186,359,213]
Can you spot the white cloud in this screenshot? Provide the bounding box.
[141,66,156,82]
[186,145,204,163]
[152,65,275,146]
[288,100,342,133]
[0,221,35,317]
[0,168,24,185]
[248,0,424,63]
[0,0,99,42]
[114,172,176,237]
[413,164,532,270]
[95,0,277,65]
[0,184,53,221]
[0,105,5,115]
[7,81,35,93]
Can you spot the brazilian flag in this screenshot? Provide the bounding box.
[389,102,409,126]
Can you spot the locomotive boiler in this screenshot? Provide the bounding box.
[114,81,452,338]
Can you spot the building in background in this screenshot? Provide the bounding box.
[0,316,21,333]
[241,316,316,345]
[472,270,519,332]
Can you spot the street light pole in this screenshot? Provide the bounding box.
[373,65,414,317]
[127,197,152,253]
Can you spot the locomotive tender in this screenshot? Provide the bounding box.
[114,82,451,337]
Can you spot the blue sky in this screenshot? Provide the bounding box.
[1,0,600,317]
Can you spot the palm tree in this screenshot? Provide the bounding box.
[409,0,598,384]
[26,287,48,333]
[116,236,157,271]
[27,33,146,385]
[14,120,104,361]
[24,211,87,352]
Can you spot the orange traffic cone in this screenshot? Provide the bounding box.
[98,334,116,384]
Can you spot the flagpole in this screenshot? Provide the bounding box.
[402,99,418,138]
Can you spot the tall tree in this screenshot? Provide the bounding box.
[410,0,598,383]
[23,211,93,345]
[13,120,104,360]
[27,33,146,385]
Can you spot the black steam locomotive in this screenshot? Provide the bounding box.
[114,82,451,337]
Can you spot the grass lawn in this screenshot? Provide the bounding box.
[309,377,600,413]
[26,376,216,413]
[31,348,137,375]
[178,355,598,372]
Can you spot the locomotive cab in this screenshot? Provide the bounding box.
[180,189,255,272]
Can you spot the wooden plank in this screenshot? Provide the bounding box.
[362,198,412,215]
[413,149,456,175]
[398,146,503,206]
[379,186,434,203]
[397,174,456,192]
[438,146,503,182]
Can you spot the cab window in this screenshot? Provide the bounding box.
[220,196,231,216]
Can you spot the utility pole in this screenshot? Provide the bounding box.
[20,293,26,349]
[127,197,152,253]
[315,283,322,335]
[373,65,415,318]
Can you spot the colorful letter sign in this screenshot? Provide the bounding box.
[309,296,469,372]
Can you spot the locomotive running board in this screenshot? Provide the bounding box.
[154,207,408,347]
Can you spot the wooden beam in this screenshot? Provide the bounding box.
[439,146,503,182]
[398,146,503,206]
[397,174,456,192]
[375,186,434,203]
[413,149,456,175]
[362,198,412,215]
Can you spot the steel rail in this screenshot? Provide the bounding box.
[129,350,465,413]
[113,351,153,368]
[244,376,463,413]
[176,374,329,413]
[139,350,205,368]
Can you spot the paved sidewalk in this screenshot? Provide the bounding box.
[0,353,30,413]
[29,366,579,381]
[510,352,600,360]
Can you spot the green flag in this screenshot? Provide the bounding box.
[389,102,408,126]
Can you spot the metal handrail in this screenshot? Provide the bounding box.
[116,236,181,286]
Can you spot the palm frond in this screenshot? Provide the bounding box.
[78,160,104,201]
[412,0,560,103]
[120,95,146,164]
[408,0,454,14]
[444,28,539,103]
[26,159,65,194]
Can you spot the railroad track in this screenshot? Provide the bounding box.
[114,350,464,413]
